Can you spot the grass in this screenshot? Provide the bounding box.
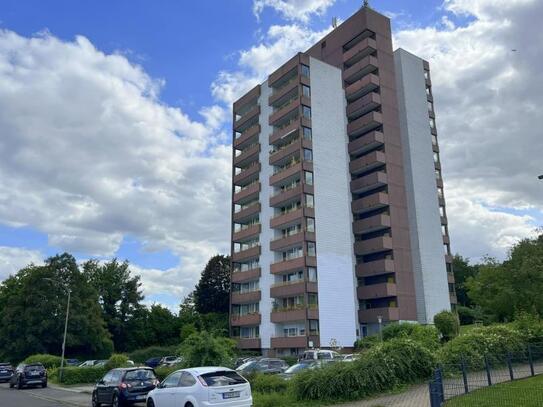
[445,374,543,407]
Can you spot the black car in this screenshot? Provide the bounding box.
[144,357,162,368]
[0,363,14,383]
[92,367,158,407]
[236,357,289,375]
[65,358,80,366]
[9,363,47,389]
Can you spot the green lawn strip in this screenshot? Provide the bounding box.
[445,374,543,407]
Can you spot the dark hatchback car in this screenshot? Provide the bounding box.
[92,367,158,407]
[9,363,47,389]
[144,357,162,368]
[236,358,289,375]
[0,363,14,383]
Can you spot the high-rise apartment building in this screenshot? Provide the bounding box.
[230,4,456,356]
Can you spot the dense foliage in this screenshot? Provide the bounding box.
[23,354,62,369]
[434,310,460,341]
[382,322,441,351]
[193,255,230,315]
[49,366,107,385]
[178,331,236,368]
[128,345,179,363]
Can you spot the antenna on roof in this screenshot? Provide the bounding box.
[363,0,370,8]
[332,17,338,28]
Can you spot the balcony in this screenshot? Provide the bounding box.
[269,138,308,167]
[351,192,389,214]
[270,231,316,252]
[356,259,395,278]
[269,80,299,108]
[270,183,312,208]
[350,171,387,194]
[271,281,318,298]
[231,313,261,326]
[269,56,300,89]
[443,235,450,245]
[347,111,383,138]
[354,236,393,256]
[441,215,448,225]
[357,283,397,300]
[343,55,379,85]
[234,124,260,150]
[231,290,262,304]
[270,308,310,323]
[271,336,308,349]
[234,163,260,187]
[270,161,312,187]
[346,74,380,102]
[233,85,260,114]
[233,182,260,205]
[270,117,310,145]
[447,272,455,284]
[346,92,381,121]
[445,254,453,263]
[349,150,386,176]
[234,143,260,167]
[232,267,261,283]
[270,256,316,274]
[353,214,391,235]
[348,130,384,156]
[343,37,377,68]
[269,97,308,127]
[232,245,261,262]
[270,207,314,229]
[233,202,260,223]
[234,105,260,133]
[235,337,261,349]
[450,293,458,304]
[358,307,399,323]
[233,224,261,243]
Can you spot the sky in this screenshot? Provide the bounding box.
[0,0,541,311]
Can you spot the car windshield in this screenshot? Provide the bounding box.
[237,360,257,370]
[284,363,312,374]
[24,364,44,370]
[200,371,246,386]
[124,369,156,381]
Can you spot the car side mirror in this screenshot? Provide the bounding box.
[97,380,105,385]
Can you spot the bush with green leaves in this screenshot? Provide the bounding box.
[434,310,460,341]
[23,354,62,369]
[128,346,178,364]
[105,353,130,370]
[154,365,179,381]
[382,323,440,351]
[249,373,288,394]
[353,335,380,351]
[438,325,525,368]
[511,312,543,343]
[49,366,107,385]
[292,338,435,401]
[280,356,298,367]
[179,331,236,368]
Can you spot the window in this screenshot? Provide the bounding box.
[301,64,310,77]
[433,152,439,163]
[302,85,311,98]
[303,126,312,140]
[306,218,315,233]
[200,371,247,387]
[449,283,455,293]
[435,170,441,180]
[305,194,314,208]
[302,105,311,119]
[308,293,318,307]
[180,372,197,387]
[282,247,303,261]
[432,134,438,146]
[304,171,313,185]
[162,372,182,388]
[442,225,447,236]
[444,244,450,255]
[438,187,444,198]
[430,118,436,129]
[110,371,122,384]
[308,267,317,282]
[424,70,429,80]
[309,320,319,335]
[439,206,445,217]
[303,148,313,161]
[307,242,316,257]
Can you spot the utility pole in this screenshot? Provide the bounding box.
[59,289,71,383]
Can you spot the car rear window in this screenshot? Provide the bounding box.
[124,369,156,381]
[25,364,44,370]
[200,371,247,386]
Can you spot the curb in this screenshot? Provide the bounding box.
[26,390,87,407]
[49,383,93,394]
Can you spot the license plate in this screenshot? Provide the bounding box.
[136,395,146,400]
[223,391,240,399]
[0,370,6,374]
[30,371,39,376]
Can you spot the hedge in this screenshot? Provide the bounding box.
[24,354,62,369]
[382,323,441,351]
[292,338,435,401]
[128,346,179,364]
[49,366,107,385]
[154,365,179,381]
[249,373,288,394]
[105,354,130,370]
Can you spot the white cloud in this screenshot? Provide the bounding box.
[253,0,336,23]
[0,247,44,280]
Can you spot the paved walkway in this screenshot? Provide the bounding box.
[333,384,429,407]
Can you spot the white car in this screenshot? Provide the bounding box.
[299,349,343,361]
[146,367,252,407]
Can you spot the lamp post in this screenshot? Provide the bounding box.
[377,315,383,341]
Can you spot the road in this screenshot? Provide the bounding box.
[0,382,90,406]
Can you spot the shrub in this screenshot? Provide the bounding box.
[382,323,441,351]
[512,312,543,343]
[179,331,236,368]
[438,325,525,368]
[23,354,62,369]
[434,310,460,341]
[49,366,107,385]
[354,335,380,351]
[292,339,435,401]
[253,392,296,407]
[280,356,298,366]
[129,346,179,363]
[250,373,288,394]
[154,365,179,381]
[105,354,130,370]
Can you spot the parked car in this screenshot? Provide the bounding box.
[80,360,98,368]
[9,363,47,389]
[66,359,80,366]
[278,360,336,380]
[0,363,14,383]
[342,354,360,362]
[234,357,258,369]
[159,356,182,367]
[145,357,162,368]
[146,367,252,407]
[92,367,158,407]
[236,358,288,375]
[299,349,343,361]
[94,360,108,367]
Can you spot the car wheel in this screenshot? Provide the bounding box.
[146,398,155,407]
[112,394,123,407]
[42,381,47,388]
[9,380,14,389]
[185,403,194,407]
[17,377,22,390]
[92,391,101,407]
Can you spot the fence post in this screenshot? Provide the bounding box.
[461,358,469,394]
[438,366,444,403]
[507,352,514,381]
[484,355,492,386]
[528,344,535,377]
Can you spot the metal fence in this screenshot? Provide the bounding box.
[429,343,543,406]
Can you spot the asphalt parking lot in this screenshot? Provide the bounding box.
[0,382,90,406]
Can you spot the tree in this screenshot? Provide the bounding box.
[452,255,480,307]
[467,234,543,322]
[434,310,459,342]
[145,304,181,346]
[193,255,230,315]
[179,331,236,368]
[83,258,144,352]
[0,253,113,362]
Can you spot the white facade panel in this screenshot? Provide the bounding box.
[393,49,451,324]
[309,57,358,348]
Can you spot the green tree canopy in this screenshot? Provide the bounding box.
[193,255,230,314]
[452,254,480,307]
[179,331,236,368]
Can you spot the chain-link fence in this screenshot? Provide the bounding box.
[429,343,543,406]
